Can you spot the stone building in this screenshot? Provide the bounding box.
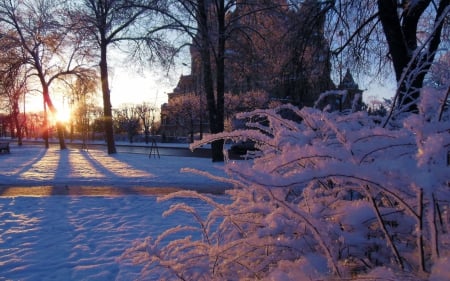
[160,0,363,139]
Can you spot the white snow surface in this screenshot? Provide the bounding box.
[0,143,228,280]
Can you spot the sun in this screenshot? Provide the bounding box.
[54,109,72,123]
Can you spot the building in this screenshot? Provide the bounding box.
[316,69,364,112]
[160,1,363,139]
[160,75,209,142]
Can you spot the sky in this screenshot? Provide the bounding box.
[24,67,183,114]
[23,49,192,115]
[106,49,191,110]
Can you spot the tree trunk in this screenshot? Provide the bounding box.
[377,0,448,112]
[100,42,117,154]
[202,54,222,160]
[197,0,224,162]
[42,83,66,149]
[213,0,226,162]
[12,100,22,146]
[13,115,22,146]
[43,102,49,149]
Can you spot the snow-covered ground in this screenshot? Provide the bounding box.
[0,143,229,280]
[0,143,230,193]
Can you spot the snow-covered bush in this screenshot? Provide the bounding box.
[122,87,449,280]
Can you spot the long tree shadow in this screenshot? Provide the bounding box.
[79,150,123,179]
[52,149,71,195]
[4,146,48,176]
[80,150,154,180]
[0,147,48,196]
[49,149,122,195]
[0,147,168,196]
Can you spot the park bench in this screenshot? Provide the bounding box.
[0,142,10,154]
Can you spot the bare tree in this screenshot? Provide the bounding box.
[114,104,141,143]
[327,0,450,113]
[135,102,159,144]
[64,73,99,144]
[168,0,282,161]
[71,0,174,154]
[0,0,92,149]
[164,93,204,142]
[0,43,27,145]
[224,90,269,129]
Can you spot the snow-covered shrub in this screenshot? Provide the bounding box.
[122,87,449,280]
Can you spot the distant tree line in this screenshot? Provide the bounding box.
[0,101,160,145]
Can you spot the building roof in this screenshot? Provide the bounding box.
[339,69,359,90]
[173,75,196,94]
